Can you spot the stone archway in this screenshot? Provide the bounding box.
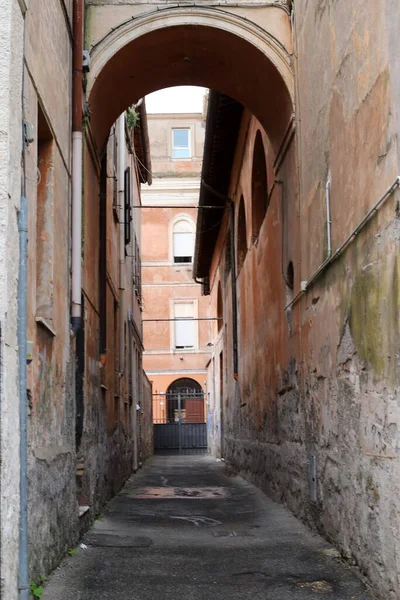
[85,6,294,155]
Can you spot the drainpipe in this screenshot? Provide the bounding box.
[118,115,126,374]
[71,0,84,334]
[18,155,29,600]
[18,9,29,594]
[18,203,29,600]
[129,319,138,473]
[325,176,332,258]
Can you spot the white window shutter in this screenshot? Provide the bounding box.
[174,302,195,348]
[173,220,194,261]
[173,232,193,257]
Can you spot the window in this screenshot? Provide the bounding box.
[251,130,269,238]
[173,219,194,263]
[172,128,190,159]
[124,167,132,246]
[173,302,196,349]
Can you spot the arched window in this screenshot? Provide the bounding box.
[251,130,269,238]
[167,378,203,395]
[286,261,294,290]
[217,282,223,332]
[172,219,194,263]
[237,195,247,273]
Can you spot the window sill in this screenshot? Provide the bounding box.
[35,316,56,337]
[79,505,90,518]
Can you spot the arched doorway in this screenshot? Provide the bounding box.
[166,377,204,422]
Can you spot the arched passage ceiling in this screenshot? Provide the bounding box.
[87,13,294,154]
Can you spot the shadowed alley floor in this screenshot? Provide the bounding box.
[42,455,375,599]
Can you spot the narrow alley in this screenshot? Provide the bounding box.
[3,2,400,600]
[42,455,374,600]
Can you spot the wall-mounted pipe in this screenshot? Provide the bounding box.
[325,177,332,258]
[18,14,29,596]
[18,187,29,600]
[128,319,138,472]
[71,0,84,334]
[118,115,126,374]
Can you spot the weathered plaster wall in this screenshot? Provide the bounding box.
[293,2,400,596]
[23,0,76,579]
[206,2,400,599]
[80,118,146,519]
[0,1,24,597]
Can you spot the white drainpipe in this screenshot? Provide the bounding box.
[325,175,332,258]
[118,115,126,374]
[71,130,83,329]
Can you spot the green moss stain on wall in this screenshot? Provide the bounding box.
[387,255,400,387]
[349,255,400,384]
[350,268,384,376]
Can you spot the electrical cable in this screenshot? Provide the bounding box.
[135,153,156,180]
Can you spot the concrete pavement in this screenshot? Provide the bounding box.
[42,455,375,599]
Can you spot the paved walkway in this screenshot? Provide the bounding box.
[43,455,375,599]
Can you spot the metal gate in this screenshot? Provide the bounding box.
[153,391,207,453]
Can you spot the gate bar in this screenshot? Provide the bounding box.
[178,393,182,453]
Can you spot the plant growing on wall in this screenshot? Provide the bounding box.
[30,578,46,599]
[126,105,139,129]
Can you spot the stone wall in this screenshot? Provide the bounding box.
[0,2,24,597]
[205,2,400,598]
[293,2,400,596]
